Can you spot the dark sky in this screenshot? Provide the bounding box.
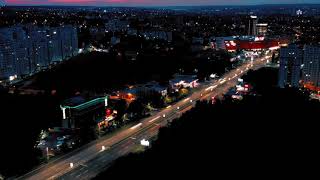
[5,0,318,6]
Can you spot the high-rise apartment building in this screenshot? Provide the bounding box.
[278,44,303,88]
[303,45,320,88]
[248,16,258,36]
[0,25,78,80]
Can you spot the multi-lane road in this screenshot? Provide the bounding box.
[17,55,271,180]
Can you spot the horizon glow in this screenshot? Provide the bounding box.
[4,0,319,6]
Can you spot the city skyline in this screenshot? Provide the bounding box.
[0,3,320,180]
[4,0,320,6]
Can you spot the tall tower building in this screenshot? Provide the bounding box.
[303,45,320,88]
[278,44,303,88]
[248,16,258,36]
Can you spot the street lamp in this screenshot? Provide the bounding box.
[70,163,74,168]
[46,147,49,161]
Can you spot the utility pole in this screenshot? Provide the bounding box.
[46,147,49,161]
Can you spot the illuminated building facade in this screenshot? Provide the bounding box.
[0,25,78,80]
[278,44,303,88]
[302,45,320,89]
[60,96,109,129]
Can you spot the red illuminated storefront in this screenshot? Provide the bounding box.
[238,40,279,50]
[224,38,280,51]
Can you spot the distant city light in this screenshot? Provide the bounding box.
[296,9,303,16]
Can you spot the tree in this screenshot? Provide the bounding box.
[127,100,145,120]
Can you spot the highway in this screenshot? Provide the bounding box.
[17,54,271,180]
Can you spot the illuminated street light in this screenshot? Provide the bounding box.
[177,106,180,110]
[190,99,193,103]
[163,114,166,118]
[70,163,74,168]
[102,146,106,151]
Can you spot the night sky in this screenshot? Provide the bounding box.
[5,0,319,6]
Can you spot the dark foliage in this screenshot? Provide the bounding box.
[0,93,61,177]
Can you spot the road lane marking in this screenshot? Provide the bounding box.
[205,85,217,91]
[149,116,161,123]
[130,123,142,130]
[220,79,226,84]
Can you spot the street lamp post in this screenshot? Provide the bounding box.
[46,147,49,161]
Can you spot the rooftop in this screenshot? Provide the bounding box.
[61,96,107,111]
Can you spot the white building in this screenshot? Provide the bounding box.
[169,74,199,89]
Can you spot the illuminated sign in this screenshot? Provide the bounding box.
[140,139,150,147]
[104,97,108,107]
[61,107,66,120]
[254,36,265,41]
